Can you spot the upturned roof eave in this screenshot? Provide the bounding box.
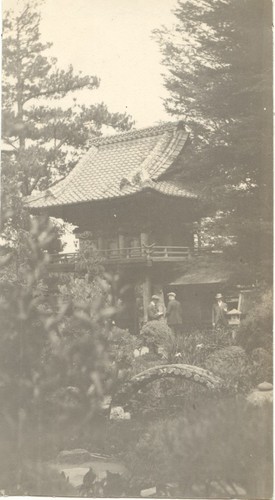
[24,121,194,211]
[25,186,198,213]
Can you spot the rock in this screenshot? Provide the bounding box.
[110,406,131,420]
[247,389,273,406]
[61,467,90,487]
[257,381,273,391]
[57,449,92,464]
[140,346,149,356]
[140,486,156,497]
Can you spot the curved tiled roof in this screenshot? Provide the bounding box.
[25,121,197,210]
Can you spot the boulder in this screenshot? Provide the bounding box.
[257,381,273,391]
[140,346,149,356]
[247,389,273,406]
[140,486,157,497]
[110,406,131,420]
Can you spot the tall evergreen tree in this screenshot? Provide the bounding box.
[2,2,134,197]
[154,0,272,281]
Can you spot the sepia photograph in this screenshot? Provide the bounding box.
[0,0,273,498]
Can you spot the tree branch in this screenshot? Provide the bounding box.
[22,81,97,104]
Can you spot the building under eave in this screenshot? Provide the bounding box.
[25,121,232,331]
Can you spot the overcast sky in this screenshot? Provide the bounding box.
[3,0,178,127]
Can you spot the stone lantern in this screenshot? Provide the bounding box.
[227,308,242,326]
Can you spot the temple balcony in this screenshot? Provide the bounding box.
[48,245,222,272]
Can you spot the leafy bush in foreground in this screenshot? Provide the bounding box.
[0,217,116,494]
[125,397,272,499]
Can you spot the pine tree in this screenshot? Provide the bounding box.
[154,0,272,280]
[2,2,134,197]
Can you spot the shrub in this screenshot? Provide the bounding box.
[125,397,273,498]
[108,326,139,376]
[237,288,273,353]
[204,345,252,393]
[0,461,76,496]
[74,236,105,280]
[176,328,234,365]
[140,320,176,360]
[58,273,108,306]
[0,217,117,493]
[250,347,273,385]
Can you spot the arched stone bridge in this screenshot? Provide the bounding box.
[110,364,224,419]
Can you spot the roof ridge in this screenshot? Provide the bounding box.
[90,121,185,146]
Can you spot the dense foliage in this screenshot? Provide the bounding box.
[154,0,272,281]
[237,288,273,352]
[140,319,176,360]
[0,220,272,496]
[0,217,117,494]
[125,398,272,498]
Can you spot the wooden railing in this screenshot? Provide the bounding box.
[96,245,191,260]
[150,246,191,259]
[49,252,79,265]
[48,245,222,268]
[97,246,144,260]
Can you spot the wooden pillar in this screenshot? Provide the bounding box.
[141,230,149,256]
[140,231,148,245]
[118,229,125,257]
[142,272,151,323]
[193,221,201,254]
[118,231,125,249]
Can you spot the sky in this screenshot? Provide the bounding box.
[3,0,179,127]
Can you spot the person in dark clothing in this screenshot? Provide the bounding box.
[212,293,228,329]
[147,295,163,321]
[166,292,183,335]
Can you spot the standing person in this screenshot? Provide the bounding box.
[212,293,228,329]
[147,295,163,321]
[166,292,183,335]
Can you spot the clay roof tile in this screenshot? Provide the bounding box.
[25,121,196,210]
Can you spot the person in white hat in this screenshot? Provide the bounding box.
[147,295,163,321]
[166,292,183,335]
[212,293,228,329]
